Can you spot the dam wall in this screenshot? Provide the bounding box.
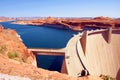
[29,28,120,79]
[77,29,120,78]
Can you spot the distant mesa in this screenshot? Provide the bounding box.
[93,16,112,20]
[12,16,120,31]
[0,16,15,22]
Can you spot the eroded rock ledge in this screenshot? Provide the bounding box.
[0,25,36,66]
[12,16,120,31]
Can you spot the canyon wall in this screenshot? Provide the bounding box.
[0,25,36,66]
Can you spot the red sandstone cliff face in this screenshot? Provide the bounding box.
[12,16,120,31]
[0,25,36,65]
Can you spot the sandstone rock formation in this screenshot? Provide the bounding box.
[0,54,102,80]
[0,25,36,65]
[12,16,120,31]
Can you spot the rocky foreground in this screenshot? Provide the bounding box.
[0,23,103,80]
[0,73,30,80]
[12,16,120,31]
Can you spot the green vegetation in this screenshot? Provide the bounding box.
[8,51,19,59]
[7,51,28,63]
[100,74,115,80]
[0,45,7,54]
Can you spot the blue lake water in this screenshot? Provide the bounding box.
[0,22,77,72]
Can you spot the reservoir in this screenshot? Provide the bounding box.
[0,22,77,72]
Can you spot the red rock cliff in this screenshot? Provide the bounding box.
[12,16,120,31]
[0,25,36,65]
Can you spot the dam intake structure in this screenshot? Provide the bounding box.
[29,28,120,79]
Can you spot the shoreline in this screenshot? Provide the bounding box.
[11,16,120,31]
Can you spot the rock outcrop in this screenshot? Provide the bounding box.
[0,25,36,65]
[0,54,102,80]
[12,16,120,31]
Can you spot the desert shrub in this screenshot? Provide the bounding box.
[0,45,7,54]
[8,51,18,59]
[100,74,115,80]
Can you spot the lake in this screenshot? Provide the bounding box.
[0,22,77,72]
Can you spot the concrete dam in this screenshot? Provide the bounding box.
[29,28,120,79]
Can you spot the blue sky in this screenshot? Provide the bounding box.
[0,0,120,17]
